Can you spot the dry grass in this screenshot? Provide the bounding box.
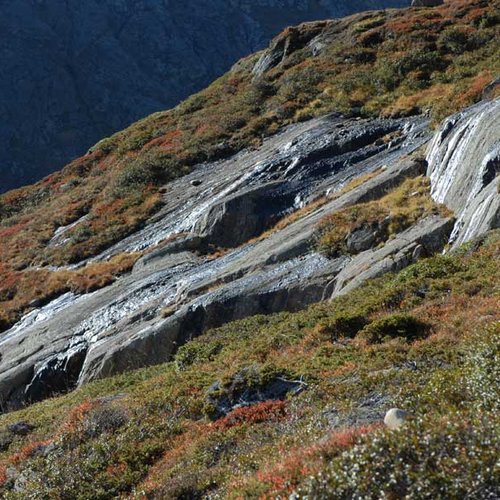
[315,176,451,257]
[0,252,140,330]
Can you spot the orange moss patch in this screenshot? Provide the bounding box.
[213,400,288,431]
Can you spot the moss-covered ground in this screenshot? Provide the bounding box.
[0,230,497,498]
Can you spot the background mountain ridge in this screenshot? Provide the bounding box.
[0,0,408,192]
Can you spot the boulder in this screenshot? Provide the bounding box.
[384,408,411,429]
[252,22,328,77]
[346,225,378,254]
[482,78,500,101]
[7,422,34,436]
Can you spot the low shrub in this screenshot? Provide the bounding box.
[174,341,224,371]
[438,26,474,54]
[315,313,369,340]
[82,405,129,439]
[213,400,287,430]
[357,313,430,344]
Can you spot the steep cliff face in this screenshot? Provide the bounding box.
[0,0,408,192]
[427,98,500,247]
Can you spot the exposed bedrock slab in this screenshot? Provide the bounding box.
[331,215,454,296]
[427,98,500,248]
[3,98,496,410]
[0,114,433,410]
[193,181,300,248]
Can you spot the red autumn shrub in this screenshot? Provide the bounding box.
[251,423,382,496]
[59,400,97,436]
[0,465,7,487]
[213,400,287,430]
[10,440,52,465]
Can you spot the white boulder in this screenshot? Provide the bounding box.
[384,408,411,429]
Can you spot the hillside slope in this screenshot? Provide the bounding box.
[0,230,498,498]
[0,0,497,408]
[0,0,408,192]
[0,0,497,330]
[0,1,498,497]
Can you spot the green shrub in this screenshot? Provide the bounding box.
[174,341,224,371]
[82,405,129,439]
[438,27,472,54]
[464,324,500,413]
[395,49,447,78]
[113,153,178,193]
[358,313,429,343]
[70,223,93,244]
[352,15,386,34]
[316,313,369,340]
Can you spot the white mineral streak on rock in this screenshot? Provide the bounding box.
[427,99,500,247]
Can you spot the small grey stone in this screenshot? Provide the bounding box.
[7,422,34,436]
[384,408,411,429]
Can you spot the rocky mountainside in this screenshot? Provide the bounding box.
[0,85,498,411]
[0,0,408,192]
[0,1,498,497]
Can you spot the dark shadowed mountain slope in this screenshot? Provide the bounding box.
[0,0,409,192]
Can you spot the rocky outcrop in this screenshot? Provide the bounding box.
[0,0,408,192]
[332,215,454,296]
[252,22,328,76]
[411,0,443,6]
[0,112,431,410]
[205,365,305,419]
[427,98,500,248]
[0,98,496,411]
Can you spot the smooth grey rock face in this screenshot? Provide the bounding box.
[427,98,500,248]
[0,112,431,411]
[0,0,409,192]
[0,99,496,412]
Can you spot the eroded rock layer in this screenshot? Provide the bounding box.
[0,98,498,411]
